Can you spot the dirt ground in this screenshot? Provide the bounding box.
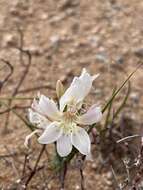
[0,0,143,189]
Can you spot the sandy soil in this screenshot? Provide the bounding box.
[0,0,143,189]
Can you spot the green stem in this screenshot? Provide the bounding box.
[0,101,34,131]
[0,97,34,100]
[102,64,141,113]
[62,64,142,165]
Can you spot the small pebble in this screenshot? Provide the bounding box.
[105,180,112,186]
[28,45,43,56]
[48,183,52,189]
[134,47,143,58]
[87,35,99,47]
[75,185,80,190]
[50,35,60,47]
[91,163,97,169]
[95,52,108,63]
[49,14,65,24]
[40,13,48,20]
[106,171,112,180]
[2,34,17,47]
[130,92,139,103]
[58,0,79,10]
[116,56,124,64]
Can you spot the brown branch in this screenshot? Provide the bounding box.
[59,162,67,189]
[3,47,32,133]
[24,145,46,189]
[0,152,17,158]
[17,85,55,94]
[0,59,14,92]
[4,146,20,178]
[17,26,25,66]
[0,105,30,115]
[80,166,85,190]
[12,50,32,96]
[77,157,85,190]
[21,153,29,179]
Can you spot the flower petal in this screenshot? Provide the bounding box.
[29,108,50,129]
[71,127,91,155]
[77,105,102,125]
[57,134,72,157]
[29,108,40,123]
[35,95,61,121]
[24,129,41,148]
[86,153,93,161]
[38,122,62,144]
[60,68,99,111]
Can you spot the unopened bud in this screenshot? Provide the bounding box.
[56,80,64,99]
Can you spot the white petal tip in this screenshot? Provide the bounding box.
[57,134,72,157]
[92,73,100,81]
[24,130,40,148]
[24,136,31,149]
[86,153,93,161]
[82,68,87,73]
[38,138,46,144]
[78,105,102,125]
[38,122,62,144]
[37,92,41,98]
[24,140,29,149]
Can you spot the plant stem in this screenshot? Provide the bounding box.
[63,64,142,165]
[24,145,46,189]
[0,97,33,100]
[102,64,141,114]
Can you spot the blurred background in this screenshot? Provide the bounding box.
[0,0,143,189]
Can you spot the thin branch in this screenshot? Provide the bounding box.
[0,100,34,131]
[17,85,55,94]
[17,26,25,66]
[80,165,85,190]
[0,97,33,100]
[122,159,131,184]
[4,146,20,178]
[102,63,142,113]
[111,166,122,190]
[3,48,32,133]
[0,59,14,92]
[21,153,29,179]
[117,135,141,144]
[59,162,67,189]
[24,145,46,188]
[0,152,17,158]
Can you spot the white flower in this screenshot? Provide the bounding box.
[26,68,102,158]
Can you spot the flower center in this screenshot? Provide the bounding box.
[60,109,78,134]
[60,121,77,134]
[63,111,77,122]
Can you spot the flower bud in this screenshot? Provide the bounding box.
[56,80,64,99]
